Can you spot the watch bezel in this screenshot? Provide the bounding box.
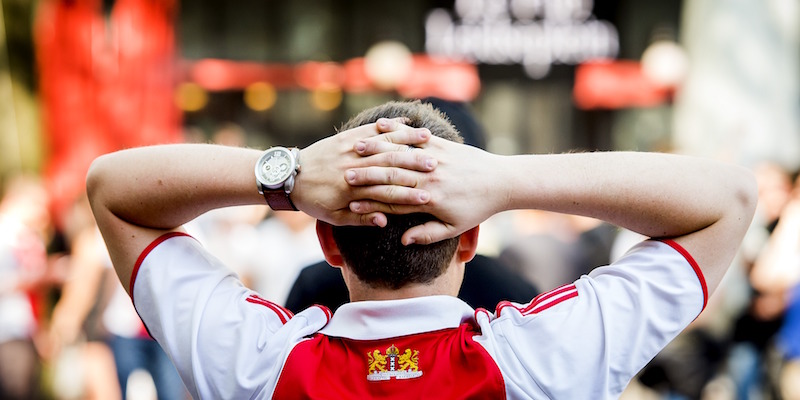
[255,146,297,191]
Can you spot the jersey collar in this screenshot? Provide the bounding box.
[319,295,476,340]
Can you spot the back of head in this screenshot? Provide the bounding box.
[332,100,464,290]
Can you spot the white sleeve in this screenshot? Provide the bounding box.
[131,233,329,399]
[474,239,706,399]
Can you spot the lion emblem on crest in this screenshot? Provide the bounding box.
[366,345,423,381]
[367,350,388,374]
[398,349,419,372]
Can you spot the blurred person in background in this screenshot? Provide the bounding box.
[247,211,323,306]
[188,205,266,291]
[0,176,50,400]
[778,287,800,400]
[750,171,800,400]
[48,196,185,399]
[726,162,795,400]
[498,211,616,293]
[47,196,121,399]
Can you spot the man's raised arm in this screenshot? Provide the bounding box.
[346,136,758,295]
[86,121,436,294]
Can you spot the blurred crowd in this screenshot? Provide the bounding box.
[2,140,800,399]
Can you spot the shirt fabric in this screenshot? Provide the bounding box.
[131,232,706,399]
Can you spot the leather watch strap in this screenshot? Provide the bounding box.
[263,189,297,211]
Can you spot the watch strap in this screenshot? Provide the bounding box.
[263,189,297,211]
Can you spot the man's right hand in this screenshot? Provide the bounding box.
[344,123,505,245]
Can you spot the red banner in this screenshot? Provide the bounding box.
[35,0,182,226]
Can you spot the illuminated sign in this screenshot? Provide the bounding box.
[425,0,619,78]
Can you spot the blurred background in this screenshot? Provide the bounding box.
[1,0,800,399]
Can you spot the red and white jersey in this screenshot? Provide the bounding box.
[131,232,706,399]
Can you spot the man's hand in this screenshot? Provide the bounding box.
[293,118,440,227]
[344,126,504,245]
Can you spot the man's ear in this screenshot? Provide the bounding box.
[316,220,344,267]
[456,226,480,263]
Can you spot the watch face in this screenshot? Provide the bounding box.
[256,147,295,188]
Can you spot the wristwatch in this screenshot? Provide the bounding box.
[255,146,300,211]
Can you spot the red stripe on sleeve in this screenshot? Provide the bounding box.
[250,294,294,319]
[312,304,333,322]
[495,284,579,317]
[521,283,576,314]
[527,291,579,314]
[475,307,492,321]
[494,300,513,316]
[246,295,293,324]
[659,239,708,311]
[130,232,193,300]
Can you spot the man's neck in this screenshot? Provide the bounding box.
[343,262,464,302]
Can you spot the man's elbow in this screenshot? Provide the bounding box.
[85,153,113,208]
[734,166,759,223]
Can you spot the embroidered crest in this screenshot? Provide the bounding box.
[366,344,423,381]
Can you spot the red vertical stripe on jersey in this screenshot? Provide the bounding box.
[659,239,708,311]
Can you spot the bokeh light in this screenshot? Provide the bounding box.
[309,86,343,111]
[244,82,277,111]
[174,82,208,112]
[364,41,413,90]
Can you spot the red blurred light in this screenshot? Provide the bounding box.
[182,55,480,101]
[190,59,296,91]
[573,60,673,109]
[343,58,372,93]
[296,61,345,90]
[397,56,480,102]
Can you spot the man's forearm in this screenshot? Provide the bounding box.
[751,200,800,292]
[503,150,755,295]
[501,151,753,238]
[87,123,438,231]
[87,144,263,230]
[351,141,755,243]
[86,121,437,291]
